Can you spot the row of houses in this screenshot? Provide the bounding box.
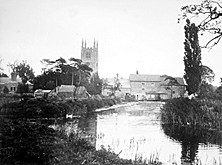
[102,74,186,100]
[0,72,186,101]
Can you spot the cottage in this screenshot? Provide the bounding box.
[0,73,22,94]
[49,85,90,100]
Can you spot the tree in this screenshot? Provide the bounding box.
[8,61,35,84]
[201,65,215,83]
[111,73,121,96]
[0,73,8,77]
[184,19,202,96]
[69,57,92,86]
[198,65,215,98]
[180,0,222,48]
[8,61,35,93]
[34,57,93,90]
[164,76,180,99]
[199,81,215,99]
[215,85,222,99]
[84,73,103,95]
[33,72,56,90]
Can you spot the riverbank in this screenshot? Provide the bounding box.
[161,97,222,130]
[0,97,162,165]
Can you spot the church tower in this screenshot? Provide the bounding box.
[81,39,98,74]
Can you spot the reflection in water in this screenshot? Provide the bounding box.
[162,124,200,163]
[78,113,97,146]
[162,124,222,164]
[77,102,222,164]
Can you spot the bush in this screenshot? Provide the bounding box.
[161,98,201,125]
[161,98,222,130]
[0,118,55,165]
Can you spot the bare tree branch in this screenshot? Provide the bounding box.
[181,0,222,48]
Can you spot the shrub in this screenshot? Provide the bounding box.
[161,98,222,130]
[0,118,55,165]
[161,98,201,126]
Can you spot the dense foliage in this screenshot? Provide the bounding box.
[8,61,34,83]
[33,57,103,95]
[161,98,222,130]
[0,118,55,165]
[34,57,92,90]
[7,61,35,93]
[0,73,8,77]
[184,19,202,95]
[84,73,103,95]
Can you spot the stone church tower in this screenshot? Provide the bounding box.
[81,40,98,74]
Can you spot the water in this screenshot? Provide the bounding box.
[77,101,222,164]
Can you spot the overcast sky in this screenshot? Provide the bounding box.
[0,0,221,86]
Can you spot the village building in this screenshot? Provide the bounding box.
[102,74,186,100]
[47,85,90,100]
[0,72,22,94]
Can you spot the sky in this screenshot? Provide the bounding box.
[0,0,222,86]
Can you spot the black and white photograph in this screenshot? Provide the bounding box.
[0,0,222,164]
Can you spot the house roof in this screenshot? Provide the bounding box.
[129,74,161,82]
[57,85,76,92]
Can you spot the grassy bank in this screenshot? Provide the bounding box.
[0,97,160,165]
[0,97,120,118]
[161,98,222,130]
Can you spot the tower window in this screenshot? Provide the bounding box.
[86,52,91,58]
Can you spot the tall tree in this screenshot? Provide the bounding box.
[8,61,35,93]
[180,0,222,48]
[184,19,202,96]
[69,57,92,86]
[34,57,92,90]
[8,60,35,84]
[14,61,35,84]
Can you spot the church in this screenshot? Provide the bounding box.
[81,40,98,74]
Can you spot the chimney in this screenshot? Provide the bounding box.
[136,70,139,75]
[11,72,17,81]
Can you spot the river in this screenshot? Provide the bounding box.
[77,101,222,164]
